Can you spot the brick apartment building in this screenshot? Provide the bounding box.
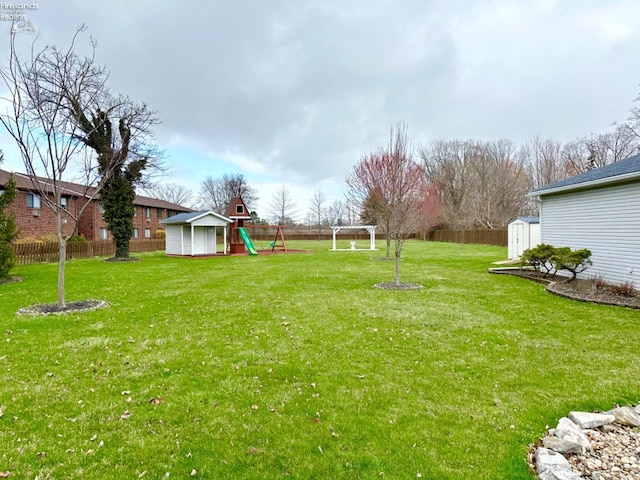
[0,169,192,241]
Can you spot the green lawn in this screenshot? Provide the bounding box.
[0,241,638,479]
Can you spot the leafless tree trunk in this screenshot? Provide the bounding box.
[143,183,194,208]
[421,139,531,229]
[520,134,566,188]
[309,188,326,239]
[0,25,110,309]
[270,184,296,225]
[199,173,258,214]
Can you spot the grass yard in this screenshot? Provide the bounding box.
[0,240,638,479]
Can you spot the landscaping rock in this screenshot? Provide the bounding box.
[542,436,584,455]
[533,405,640,480]
[536,447,572,475]
[607,406,640,427]
[549,417,591,452]
[538,468,583,480]
[568,411,615,429]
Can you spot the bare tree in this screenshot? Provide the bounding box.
[326,199,345,226]
[308,187,326,238]
[0,25,111,309]
[199,173,258,214]
[421,139,532,229]
[348,122,430,285]
[521,134,566,189]
[419,139,472,229]
[562,126,639,177]
[270,184,296,225]
[467,139,532,228]
[143,182,194,207]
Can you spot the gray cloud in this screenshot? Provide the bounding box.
[2,0,640,209]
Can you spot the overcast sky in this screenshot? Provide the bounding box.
[1,0,640,219]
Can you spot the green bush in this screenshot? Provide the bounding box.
[520,243,557,277]
[521,244,592,281]
[550,247,592,281]
[68,235,86,242]
[0,175,19,279]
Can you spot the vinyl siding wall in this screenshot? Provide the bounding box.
[540,182,640,284]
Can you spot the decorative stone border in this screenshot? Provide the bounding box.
[532,406,640,479]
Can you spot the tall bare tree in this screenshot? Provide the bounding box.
[419,139,472,229]
[421,139,531,229]
[0,25,112,309]
[521,134,566,189]
[199,173,258,214]
[270,184,296,225]
[562,126,639,177]
[308,187,327,238]
[143,182,194,207]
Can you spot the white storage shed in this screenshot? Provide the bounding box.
[160,211,232,256]
[507,216,540,260]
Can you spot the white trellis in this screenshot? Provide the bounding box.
[330,225,377,250]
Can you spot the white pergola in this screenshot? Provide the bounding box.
[330,225,377,250]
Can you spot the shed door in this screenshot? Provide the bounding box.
[511,223,524,259]
[206,227,217,254]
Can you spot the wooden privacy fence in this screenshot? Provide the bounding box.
[424,229,507,247]
[12,239,166,265]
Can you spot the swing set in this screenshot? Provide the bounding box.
[244,225,288,252]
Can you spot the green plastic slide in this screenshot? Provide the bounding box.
[237,227,258,256]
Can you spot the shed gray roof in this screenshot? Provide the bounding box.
[510,216,539,224]
[160,210,232,224]
[529,153,640,196]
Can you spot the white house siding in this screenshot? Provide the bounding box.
[540,182,640,284]
[165,225,183,255]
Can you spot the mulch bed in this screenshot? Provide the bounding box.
[17,299,109,316]
[490,268,640,309]
[374,282,423,290]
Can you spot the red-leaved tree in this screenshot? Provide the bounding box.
[347,123,439,286]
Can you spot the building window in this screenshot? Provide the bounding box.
[133,206,138,217]
[132,228,139,239]
[144,228,151,238]
[167,209,174,217]
[98,202,104,214]
[27,193,41,208]
[99,228,109,240]
[145,207,151,218]
[157,208,163,219]
[236,204,244,214]
[61,196,68,210]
